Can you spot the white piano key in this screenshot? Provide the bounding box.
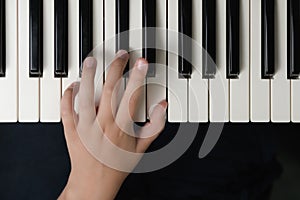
[230,0,250,122]
[168,0,188,122]
[93,0,104,107]
[271,0,290,122]
[18,0,39,122]
[104,0,126,119]
[40,0,61,122]
[146,0,167,119]
[250,0,270,122]
[0,0,17,122]
[292,80,300,122]
[104,0,116,74]
[210,0,229,122]
[93,0,103,49]
[189,0,209,122]
[129,0,146,122]
[62,0,79,92]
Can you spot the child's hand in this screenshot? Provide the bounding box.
[59,51,167,200]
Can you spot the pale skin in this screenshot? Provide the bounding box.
[58,50,168,200]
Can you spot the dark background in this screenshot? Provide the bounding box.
[0,123,299,200]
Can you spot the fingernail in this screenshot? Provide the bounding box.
[69,82,79,89]
[116,50,129,60]
[137,59,148,74]
[85,57,96,68]
[148,101,168,116]
[161,100,168,112]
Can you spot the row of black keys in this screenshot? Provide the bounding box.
[0,0,300,79]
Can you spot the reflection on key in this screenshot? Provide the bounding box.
[288,0,300,79]
[29,0,43,78]
[226,0,239,79]
[142,0,156,77]
[55,0,68,78]
[261,0,274,79]
[79,0,93,77]
[179,0,192,79]
[202,0,216,79]
[116,0,129,76]
[0,0,5,77]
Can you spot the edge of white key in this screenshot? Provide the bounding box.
[271,0,290,123]
[250,0,270,122]
[40,0,61,122]
[168,0,188,123]
[146,0,167,119]
[62,0,80,93]
[0,0,18,122]
[129,0,146,122]
[189,0,208,123]
[210,0,229,122]
[18,0,39,122]
[230,0,250,122]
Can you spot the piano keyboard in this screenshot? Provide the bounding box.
[0,0,300,123]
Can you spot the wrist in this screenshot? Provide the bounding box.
[59,171,127,200]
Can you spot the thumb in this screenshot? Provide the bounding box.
[136,100,168,153]
[61,83,78,144]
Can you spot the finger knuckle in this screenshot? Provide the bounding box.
[103,86,114,96]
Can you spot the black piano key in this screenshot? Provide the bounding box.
[178,0,192,79]
[143,0,156,77]
[202,0,216,79]
[79,0,93,77]
[116,0,129,76]
[0,0,5,77]
[288,0,300,79]
[54,0,68,78]
[261,0,274,79]
[29,0,43,78]
[226,0,240,79]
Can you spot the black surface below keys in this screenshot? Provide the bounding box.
[226,0,240,79]
[288,0,300,79]
[29,0,43,78]
[55,0,68,78]
[261,0,274,79]
[178,0,192,79]
[0,0,5,77]
[143,0,156,77]
[79,0,93,77]
[202,0,216,79]
[116,0,129,76]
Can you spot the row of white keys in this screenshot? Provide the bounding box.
[168,0,188,122]
[189,0,208,122]
[250,0,270,122]
[40,0,61,122]
[230,0,250,122]
[210,0,229,122]
[146,0,167,119]
[129,0,146,122]
[0,0,17,122]
[272,0,290,122]
[18,0,39,122]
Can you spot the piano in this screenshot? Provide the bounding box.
[0,0,300,123]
